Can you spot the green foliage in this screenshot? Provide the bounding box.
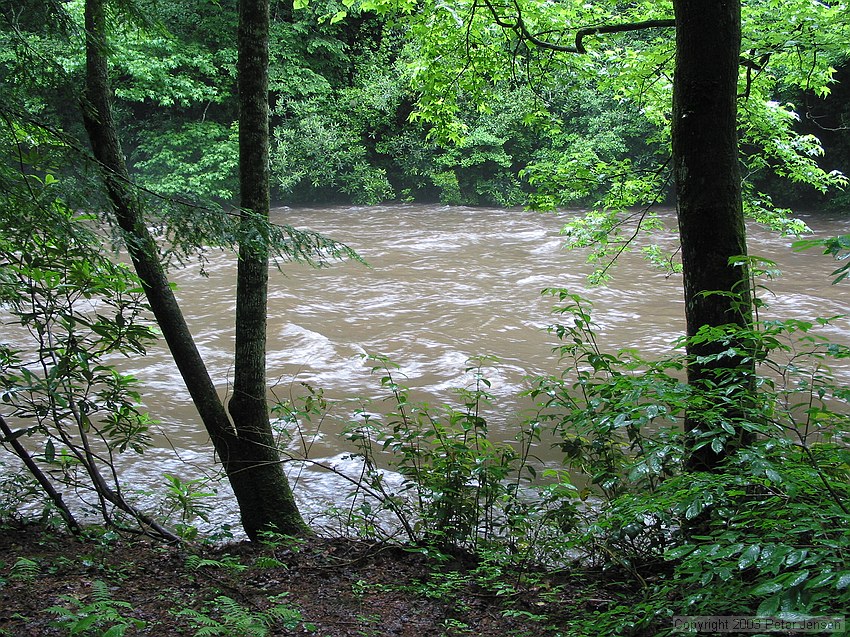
[529,289,687,501]
[793,234,850,284]
[268,24,407,204]
[342,355,546,551]
[252,555,286,569]
[9,557,39,582]
[8,0,850,213]
[0,133,161,530]
[132,121,239,202]
[425,87,543,206]
[177,594,314,637]
[4,14,850,637]
[160,474,216,540]
[273,111,394,204]
[660,458,850,618]
[528,287,850,634]
[522,85,664,212]
[46,580,146,637]
[1,1,362,539]
[184,554,248,573]
[387,0,849,274]
[429,170,463,205]
[109,28,234,108]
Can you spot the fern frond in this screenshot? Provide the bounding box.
[185,555,247,572]
[10,557,39,581]
[91,579,112,603]
[253,556,285,569]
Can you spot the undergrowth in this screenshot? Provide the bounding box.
[3,285,849,636]
[290,287,850,635]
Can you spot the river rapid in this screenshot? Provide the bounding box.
[6,204,850,532]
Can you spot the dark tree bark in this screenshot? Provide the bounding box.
[83,0,232,460]
[671,0,755,471]
[229,0,308,537]
[0,415,80,534]
[82,0,307,539]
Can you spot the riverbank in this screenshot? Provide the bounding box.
[0,522,641,637]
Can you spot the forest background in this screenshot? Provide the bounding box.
[5,0,850,209]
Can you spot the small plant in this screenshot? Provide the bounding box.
[46,580,145,636]
[531,288,850,634]
[531,289,687,503]
[256,529,305,551]
[253,555,286,569]
[0,195,175,539]
[343,354,537,551]
[177,593,314,636]
[184,554,247,573]
[440,617,472,636]
[160,473,216,540]
[397,568,471,603]
[9,556,39,582]
[351,578,371,600]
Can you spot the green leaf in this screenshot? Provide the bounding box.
[785,549,808,567]
[804,573,833,590]
[786,570,810,588]
[711,437,724,454]
[836,572,850,590]
[45,439,55,463]
[764,468,782,483]
[70,614,99,634]
[685,499,703,520]
[757,593,781,616]
[738,544,761,570]
[751,580,783,596]
[665,544,697,560]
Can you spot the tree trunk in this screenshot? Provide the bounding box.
[82,0,307,539]
[230,0,309,536]
[671,0,755,471]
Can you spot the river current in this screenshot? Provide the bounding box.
[6,204,850,532]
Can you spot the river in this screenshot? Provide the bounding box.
[6,204,850,533]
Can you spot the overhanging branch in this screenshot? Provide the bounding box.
[575,20,676,54]
[480,0,675,54]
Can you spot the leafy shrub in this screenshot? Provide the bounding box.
[533,289,850,634]
[341,355,550,551]
[132,121,239,202]
[0,171,161,534]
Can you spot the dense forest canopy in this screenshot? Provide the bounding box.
[3,0,848,209]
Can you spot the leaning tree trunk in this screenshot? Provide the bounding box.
[82,0,307,539]
[671,0,755,471]
[229,0,308,537]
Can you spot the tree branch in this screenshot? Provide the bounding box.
[0,415,81,534]
[479,0,674,54]
[575,20,676,54]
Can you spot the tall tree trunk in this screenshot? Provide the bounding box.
[82,0,307,539]
[229,0,308,536]
[671,0,755,471]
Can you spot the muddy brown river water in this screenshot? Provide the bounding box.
[5,205,850,532]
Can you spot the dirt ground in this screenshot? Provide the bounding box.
[0,523,634,636]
